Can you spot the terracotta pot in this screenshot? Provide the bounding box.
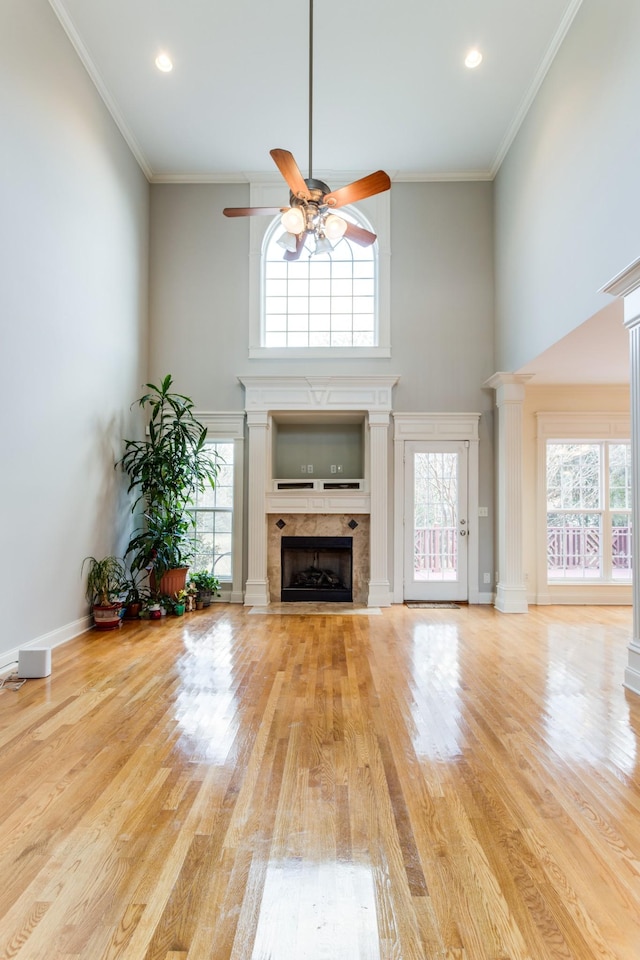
[150,567,189,597]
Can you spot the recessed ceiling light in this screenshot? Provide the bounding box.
[465,49,483,69]
[155,52,173,73]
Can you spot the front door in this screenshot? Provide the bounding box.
[404,441,469,601]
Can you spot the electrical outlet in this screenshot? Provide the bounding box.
[307,464,313,474]
[301,465,307,473]
[478,506,489,517]
[483,572,491,584]
[330,465,337,474]
[337,464,343,473]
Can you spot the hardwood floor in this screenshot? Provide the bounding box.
[1,604,639,959]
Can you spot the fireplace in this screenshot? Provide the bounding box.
[281,536,353,602]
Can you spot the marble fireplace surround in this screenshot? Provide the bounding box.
[240,376,399,607]
[268,514,370,604]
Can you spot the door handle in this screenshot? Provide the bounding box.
[459,530,467,536]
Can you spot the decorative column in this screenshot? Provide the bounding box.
[244,411,270,606]
[603,258,640,695]
[368,412,392,607]
[485,373,532,613]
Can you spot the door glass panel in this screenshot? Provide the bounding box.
[413,452,458,582]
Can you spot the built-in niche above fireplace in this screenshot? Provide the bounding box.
[272,416,365,482]
[281,536,353,602]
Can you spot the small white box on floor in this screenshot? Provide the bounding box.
[18,647,51,678]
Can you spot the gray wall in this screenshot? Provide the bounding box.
[0,0,149,661]
[150,181,495,413]
[149,179,496,593]
[494,0,640,371]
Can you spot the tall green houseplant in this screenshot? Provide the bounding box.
[118,375,219,592]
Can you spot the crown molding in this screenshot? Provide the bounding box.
[47,0,153,180]
[149,168,494,185]
[490,0,584,177]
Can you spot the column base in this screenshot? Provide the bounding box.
[624,641,640,696]
[244,580,270,607]
[367,580,392,607]
[495,583,528,614]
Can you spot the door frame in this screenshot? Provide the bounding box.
[403,440,470,602]
[392,413,481,604]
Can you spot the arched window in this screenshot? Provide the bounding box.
[261,207,378,350]
[248,183,389,359]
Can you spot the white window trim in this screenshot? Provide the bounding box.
[248,179,390,359]
[535,412,632,605]
[194,412,245,603]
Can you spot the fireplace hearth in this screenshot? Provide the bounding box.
[281,536,353,602]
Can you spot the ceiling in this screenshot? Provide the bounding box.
[516,302,629,385]
[49,0,583,183]
[48,0,627,385]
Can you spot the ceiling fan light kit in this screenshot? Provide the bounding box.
[222,0,390,261]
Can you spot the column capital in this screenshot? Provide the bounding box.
[601,256,640,331]
[246,410,270,428]
[368,411,391,428]
[601,255,640,298]
[484,372,533,404]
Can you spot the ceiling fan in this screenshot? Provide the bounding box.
[222,0,391,261]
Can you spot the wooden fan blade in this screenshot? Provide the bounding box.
[344,222,377,247]
[270,149,311,200]
[283,234,306,261]
[223,206,284,217]
[324,170,391,208]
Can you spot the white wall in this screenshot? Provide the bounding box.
[0,0,149,662]
[149,179,496,593]
[494,0,640,372]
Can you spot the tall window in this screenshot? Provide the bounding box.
[546,441,632,582]
[189,441,234,580]
[262,209,377,349]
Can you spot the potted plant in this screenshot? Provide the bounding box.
[82,556,126,630]
[117,375,219,597]
[189,570,220,608]
[121,570,149,620]
[173,589,188,616]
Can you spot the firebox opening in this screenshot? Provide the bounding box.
[281,536,353,602]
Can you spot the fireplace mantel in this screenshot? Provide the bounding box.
[239,376,399,608]
[239,376,398,414]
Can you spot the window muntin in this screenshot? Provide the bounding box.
[189,441,234,580]
[546,441,631,582]
[262,210,377,349]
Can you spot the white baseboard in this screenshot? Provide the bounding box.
[537,591,632,605]
[0,615,92,671]
[367,581,392,607]
[624,642,640,697]
[244,580,270,606]
[531,581,632,605]
[475,591,494,605]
